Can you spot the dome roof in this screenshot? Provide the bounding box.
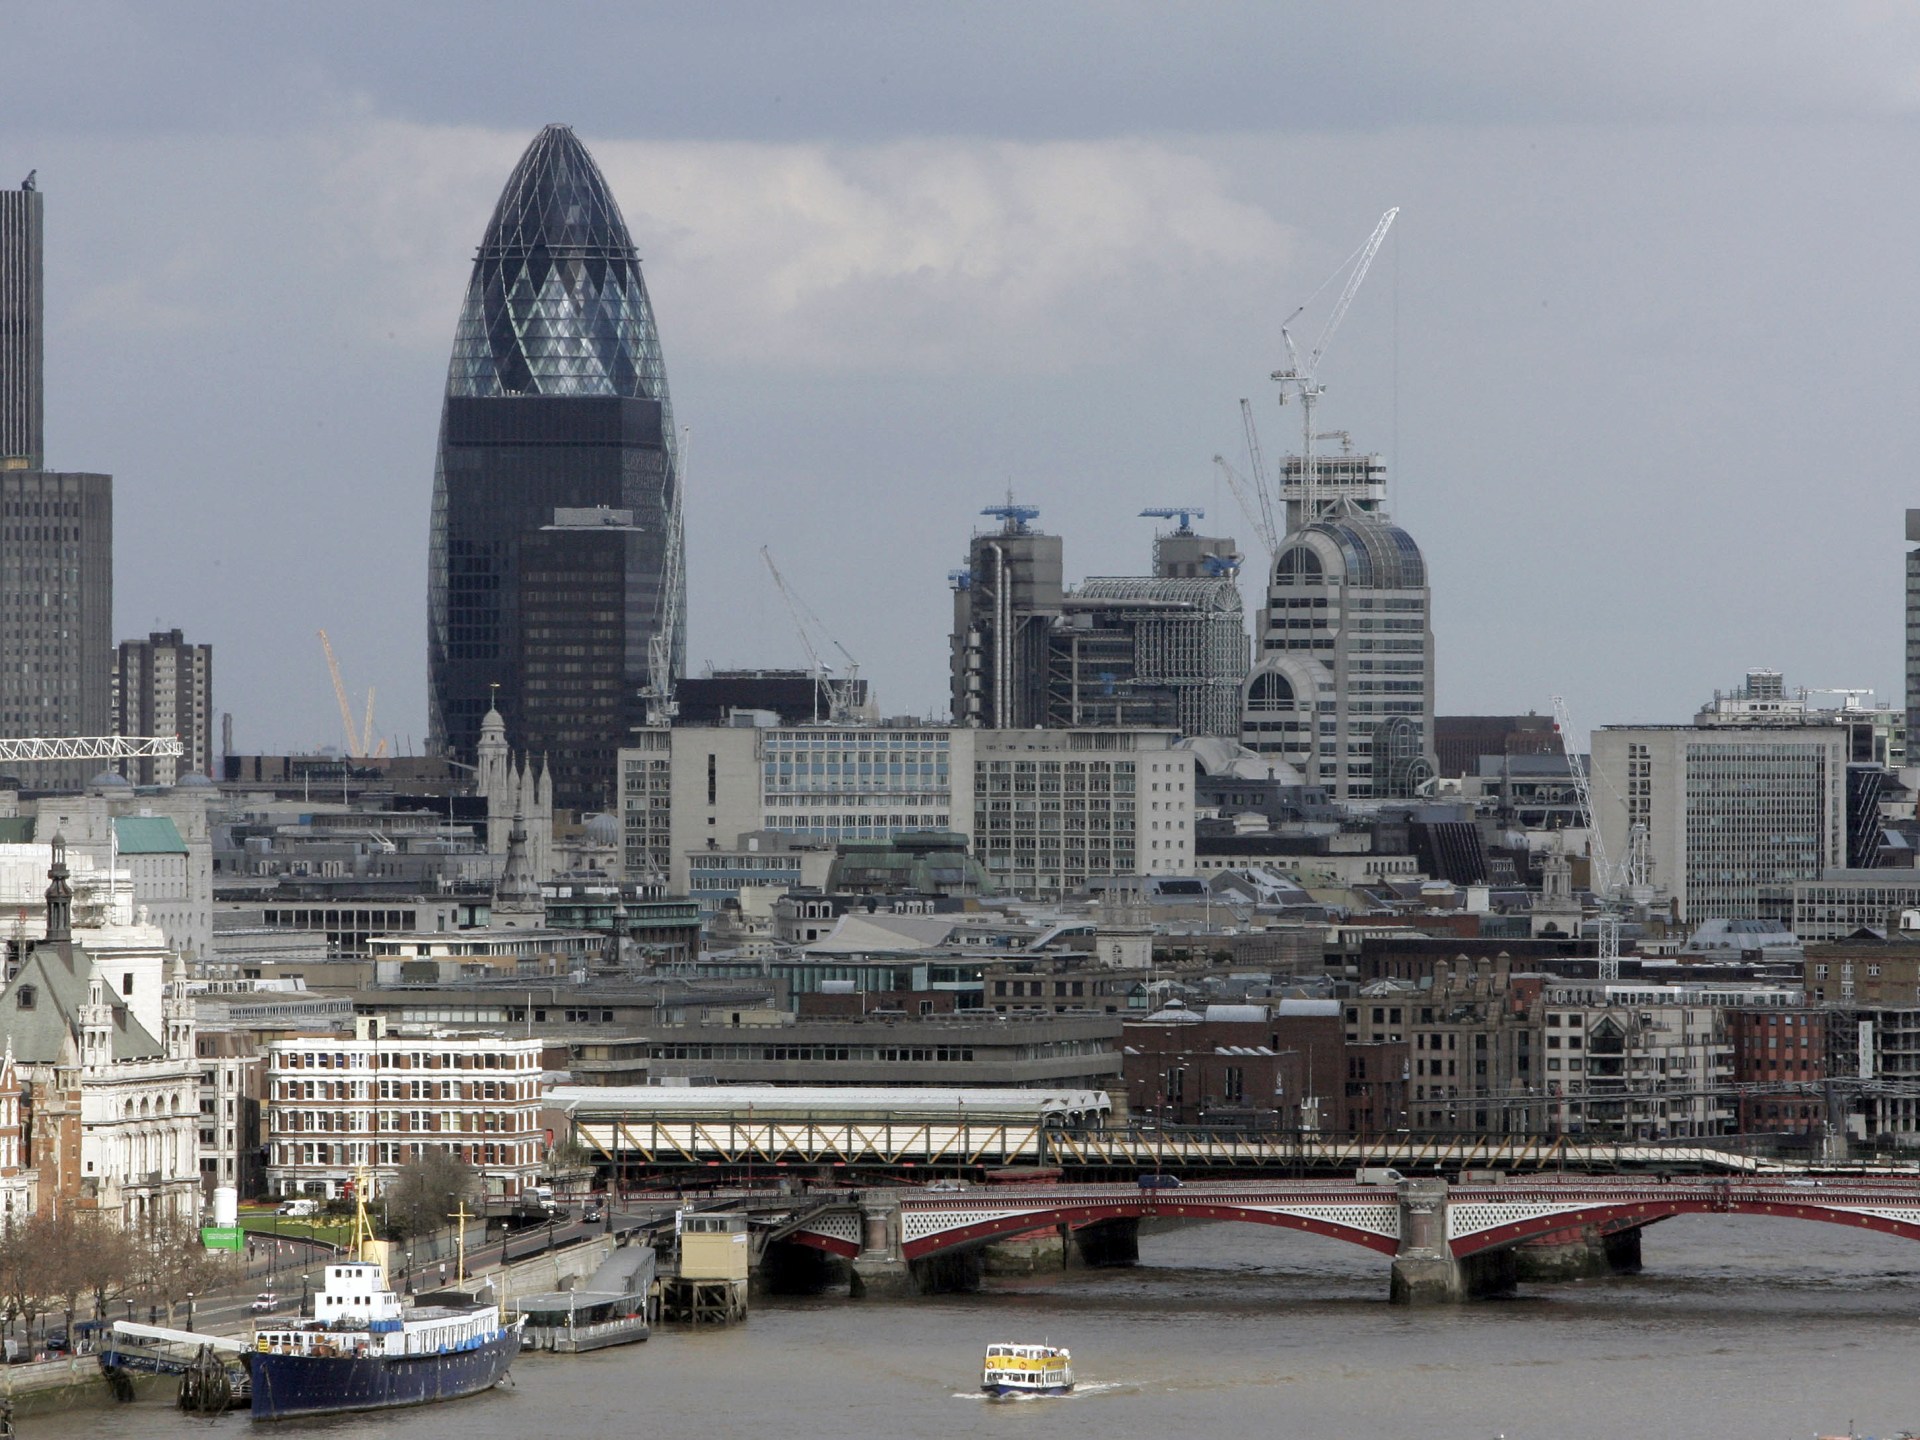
[1278,512,1426,590]
[582,812,620,845]
[175,772,215,789]
[88,769,132,789]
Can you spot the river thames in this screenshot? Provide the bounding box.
[32,1215,1920,1440]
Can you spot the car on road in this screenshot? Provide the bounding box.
[1136,1172,1183,1189]
[583,1203,604,1222]
[250,1291,277,1313]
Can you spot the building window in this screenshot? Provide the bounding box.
[15,987,33,1011]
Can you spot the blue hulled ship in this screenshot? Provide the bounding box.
[248,1190,521,1420]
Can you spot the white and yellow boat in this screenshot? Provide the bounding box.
[981,1342,1074,1398]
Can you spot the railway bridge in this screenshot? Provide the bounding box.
[777,1177,1920,1304]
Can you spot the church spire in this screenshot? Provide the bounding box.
[43,833,71,944]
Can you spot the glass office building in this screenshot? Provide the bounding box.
[428,125,683,811]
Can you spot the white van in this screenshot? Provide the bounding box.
[277,1198,318,1218]
[1354,1168,1405,1186]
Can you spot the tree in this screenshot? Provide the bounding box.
[384,1152,478,1241]
[67,1214,136,1320]
[133,1211,234,1323]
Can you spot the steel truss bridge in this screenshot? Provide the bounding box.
[778,1178,1920,1265]
[569,1115,1847,1177]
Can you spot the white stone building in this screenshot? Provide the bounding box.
[619,724,1194,900]
[0,840,200,1225]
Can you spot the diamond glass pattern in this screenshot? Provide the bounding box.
[446,124,675,441]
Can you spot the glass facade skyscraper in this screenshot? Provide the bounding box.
[428,125,683,813]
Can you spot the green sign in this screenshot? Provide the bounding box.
[200,1225,244,1252]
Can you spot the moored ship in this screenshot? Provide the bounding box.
[981,1341,1074,1398]
[248,1187,521,1420]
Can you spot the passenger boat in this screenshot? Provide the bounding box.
[981,1341,1074,1398]
[248,1184,522,1420]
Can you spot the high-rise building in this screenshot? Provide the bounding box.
[1589,723,1847,923]
[428,125,682,812]
[1905,510,1920,748]
[1240,448,1435,799]
[950,507,1247,738]
[0,178,42,469]
[1,175,112,788]
[113,629,213,784]
[0,470,112,764]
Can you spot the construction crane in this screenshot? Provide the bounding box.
[1239,398,1278,531]
[761,546,862,724]
[1210,453,1280,558]
[1138,505,1204,534]
[642,429,689,727]
[315,631,387,759]
[0,736,182,763]
[980,501,1041,534]
[1551,692,1660,981]
[1270,206,1398,526]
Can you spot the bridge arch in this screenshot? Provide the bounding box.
[894,1193,1401,1263]
[1453,1195,1920,1257]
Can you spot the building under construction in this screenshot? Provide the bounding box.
[950,506,1248,738]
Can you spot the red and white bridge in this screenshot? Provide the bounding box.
[780,1178,1920,1302]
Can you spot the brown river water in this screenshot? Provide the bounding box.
[29,1216,1920,1440]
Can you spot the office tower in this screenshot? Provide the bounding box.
[428,125,682,812]
[0,176,112,789]
[618,723,1193,898]
[1906,510,1920,748]
[113,629,213,784]
[0,179,41,469]
[1590,723,1847,923]
[1241,447,1435,799]
[950,506,1248,738]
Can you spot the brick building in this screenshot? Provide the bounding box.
[265,1018,544,1201]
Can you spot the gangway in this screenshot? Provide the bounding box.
[100,1320,248,1373]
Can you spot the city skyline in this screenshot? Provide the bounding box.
[6,6,1920,752]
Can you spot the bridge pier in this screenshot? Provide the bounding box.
[848,1195,916,1299]
[1390,1178,1462,1305]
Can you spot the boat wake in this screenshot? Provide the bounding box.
[953,1380,1132,1402]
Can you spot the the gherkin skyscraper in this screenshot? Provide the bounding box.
[428,124,683,813]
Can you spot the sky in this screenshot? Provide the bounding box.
[6,2,1920,755]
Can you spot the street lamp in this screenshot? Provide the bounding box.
[185,1292,195,1333]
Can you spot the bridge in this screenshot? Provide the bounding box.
[570,1112,1835,1179]
[775,1177,1920,1304]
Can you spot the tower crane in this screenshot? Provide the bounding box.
[1270,207,1398,526]
[641,429,689,728]
[315,631,386,758]
[1239,398,1278,534]
[1551,692,1658,981]
[0,736,182,763]
[1138,505,1204,534]
[1210,454,1280,559]
[760,546,862,723]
